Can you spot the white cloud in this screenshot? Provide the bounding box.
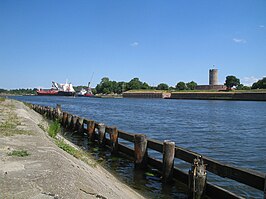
[130,42,139,47]
[259,25,265,28]
[233,38,246,43]
[242,76,259,86]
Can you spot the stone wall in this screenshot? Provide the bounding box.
[122,92,171,98]
[195,85,227,91]
[170,92,266,101]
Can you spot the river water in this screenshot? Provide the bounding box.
[11,96,266,198]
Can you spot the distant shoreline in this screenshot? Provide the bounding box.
[169,91,266,101]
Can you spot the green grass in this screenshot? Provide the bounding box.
[0,97,6,102]
[48,120,61,138]
[55,140,97,167]
[0,111,33,137]
[56,140,77,156]
[8,150,30,157]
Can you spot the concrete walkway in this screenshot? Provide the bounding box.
[0,98,145,199]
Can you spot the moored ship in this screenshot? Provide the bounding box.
[37,81,75,96]
[77,82,94,97]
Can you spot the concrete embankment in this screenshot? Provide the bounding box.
[0,98,145,199]
[123,91,171,98]
[170,92,266,101]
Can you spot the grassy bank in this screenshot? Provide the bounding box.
[0,99,33,136]
[47,120,97,167]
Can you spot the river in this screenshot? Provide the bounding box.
[11,96,266,198]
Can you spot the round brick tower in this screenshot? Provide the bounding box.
[209,69,218,85]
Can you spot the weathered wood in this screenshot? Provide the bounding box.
[105,126,113,134]
[86,120,95,142]
[49,107,54,119]
[206,182,244,199]
[264,175,266,199]
[109,127,118,153]
[55,104,62,120]
[146,156,242,199]
[148,157,163,171]
[71,116,78,131]
[118,130,135,142]
[53,109,57,120]
[62,112,68,127]
[148,138,163,153]
[174,146,265,191]
[162,140,175,183]
[188,156,207,199]
[77,117,84,133]
[56,104,62,114]
[67,114,73,129]
[134,134,148,169]
[97,123,106,146]
[118,143,135,157]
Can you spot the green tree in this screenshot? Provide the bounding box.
[156,83,169,90]
[128,78,143,90]
[96,77,114,94]
[236,84,251,90]
[175,82,187,90]
[141,82,150,89]
[224,75,240,90]
[251,77,266,89]
[186,81,197,90]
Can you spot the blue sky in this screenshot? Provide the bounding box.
[0,0,265,89]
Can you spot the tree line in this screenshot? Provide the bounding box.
[0,88,37,95]
[225,76,266,90]
[94,76,266,94]
[94,77,199,94]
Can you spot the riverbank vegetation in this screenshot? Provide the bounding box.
[94,77,202,94]
[251,77,266,89]
[8,150,30,157]
[1,76,265,96]
[46,120,97,167]
[0,88,36,96]
[48,120,61,138]
[0,100,33,136]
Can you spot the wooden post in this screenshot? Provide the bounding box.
[98,123,106,146]
[71,116,78,131]
[52,108,56,120]
[55,104,62,120]
[49,107,53,119]
[162,140,175,183]
[109,127,118,154]
[188,156,207,199]
[62,112,68,127]
[67,114,72,129]
[264,175,266,199]
[134,134,148,169]
[77,117,84,133]
[87,120,95,142]
[44,106,47,116]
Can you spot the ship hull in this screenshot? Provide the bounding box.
[57,91,75,96]
[36,90,59,96]
[77,93,94,97]
[37,90,75,96]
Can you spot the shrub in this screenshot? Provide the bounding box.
[48,120,61,138]
[8,150,30,157]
